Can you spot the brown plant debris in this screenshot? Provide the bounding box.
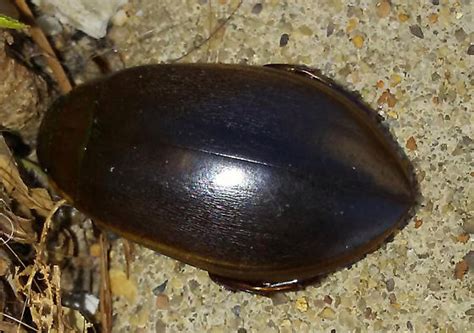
[0,137,53,217]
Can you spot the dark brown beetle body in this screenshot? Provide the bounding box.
[38,64,417,292]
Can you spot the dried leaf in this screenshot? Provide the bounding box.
[0,200,36,244]
[14,264,57,331]
[52,265,64,332]
[61,307,94,332]
[11,200,66,331]
[27,270,53,329]
[0,136,53,217]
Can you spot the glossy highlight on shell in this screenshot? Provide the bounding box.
[37,64,418,293]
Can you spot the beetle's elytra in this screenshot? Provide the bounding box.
[38,64,417,293]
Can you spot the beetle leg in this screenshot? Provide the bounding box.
[264,64,338,87]
[208,273,322,294]
[263,63,365,101]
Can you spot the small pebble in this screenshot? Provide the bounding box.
[398,13,409,22]
[346,18,358,33]
[431,0,439,4]
[406,136,418,151]
[352,34,365,48]
[391,302,401,310]
[388,293,397,304]
[324,295,333,305]
[347,6,363,19]
[415,219,423,228]
[169,295,183,308]
[467,45,474,55]
[428,277,441,291]
[155,319,167,333]
[462,217,474,233]
[279,33,290,47]
[188,279,200,292]
[387,111,398,119]
[465,308,474,316]
[156,294,170,310]
[454,260,468,280]
[456,233,470,244]
[295,297,309,312]
[390,74,402,87]
[454,28,467,42]
[152,280,168,295]
[169,277,183,289]
[428,13,438,24]
[377,90,397,107]
[298,25,313,36]
[464,251,474,272]
[251,3,262,15]
[375,0,391,18]
[364,307,376,320]
[327,22,335,37]
[319,307,336,320]
[409,24,424,39]
[231,305,241,317]
[385,278,395,291]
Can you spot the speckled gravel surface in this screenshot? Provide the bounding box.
[97,1,472,332]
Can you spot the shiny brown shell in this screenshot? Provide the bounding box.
[37,64,418,293]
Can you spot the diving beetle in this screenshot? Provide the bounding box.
[37,64,418,293]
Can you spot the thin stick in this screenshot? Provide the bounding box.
[123,239,133,279]
[38,199,66,252]
[52,265,63,333]
[1,312,38,332]
[14,0,73,93]
[171,0,243,62]
[99,233,112,333]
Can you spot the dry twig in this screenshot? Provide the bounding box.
[99,233,112,333]
[14,0,72,93]
[171,0,243,62]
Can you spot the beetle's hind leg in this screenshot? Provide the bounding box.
[264,64,340,88]
[208,273,322,294]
